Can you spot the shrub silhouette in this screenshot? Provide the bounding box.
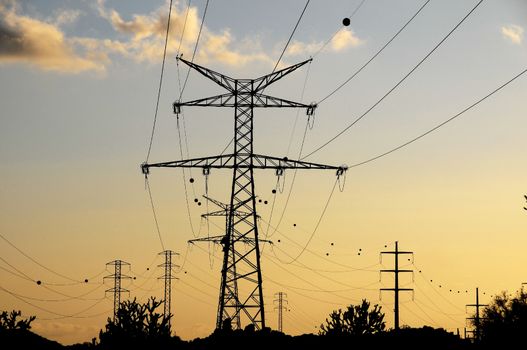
[319,299,385,336]
[0,310,35,331]
[98,297,178,349]
[476,289,527,345]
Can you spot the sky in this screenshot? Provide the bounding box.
[1,0,526,345]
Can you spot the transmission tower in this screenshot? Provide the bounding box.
[141,57,346,330]
[274,292,288,333]
[466,287,487,342]
[380,241,414,330]
[104,260,131,321]
[158,250,179,326]
[189,195,270,330]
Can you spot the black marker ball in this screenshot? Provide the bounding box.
[342,17,351,26]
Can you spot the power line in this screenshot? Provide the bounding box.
[302,0,484,160]
[176,0,192,55]
[269,177,339,265]
[312,0,368,59]
[260,217,383,272]
[0,284,108,319]
[271,0,311,74]
[317,0,431,104]
[145,178,166,251]
[179,0,210,98]
[145,0,174,162]
[346,65,527,168]
[0,232,102,284]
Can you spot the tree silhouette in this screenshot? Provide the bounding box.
[476,289,527,345]
[319,299,385,336]
[0,310,35,331]
[98,297,178,349]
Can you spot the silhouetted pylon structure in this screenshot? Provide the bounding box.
[141,57,347,330]
[158,250,179,326]
[189,195,270,330]
[104,260,131,321]
[380,241,414,330]
[274,292,288,333]
[466,287,487,342]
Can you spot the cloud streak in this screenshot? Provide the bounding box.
[501,24,524,45]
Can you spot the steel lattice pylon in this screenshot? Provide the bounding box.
[158,250,179,327]
[141,57,346,330]
[104,260,131,321]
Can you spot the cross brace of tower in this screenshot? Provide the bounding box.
[158,250,179,325]
[274,292,288,333]
[380,241,414,330]
[465,287,487,342]
[104,259,131,321]
[141,57,347,330]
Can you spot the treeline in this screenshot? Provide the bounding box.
[2,290,526,349]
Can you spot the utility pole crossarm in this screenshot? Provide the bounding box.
[380,269,413,273]
[177,57,236,92]
[380,251,413,255]
[142,154,346,174]
[380,288,414,291]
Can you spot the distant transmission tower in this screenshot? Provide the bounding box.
[104,260,131,320]
[189,195,271,330]
[466,287,487,342]
[380,241,414,330]
[142,57,346,330]
[274,292,288,333]
[158,250,179,325]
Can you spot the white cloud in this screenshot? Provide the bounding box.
[501,24,524,45]
[285,28,364,57]
[331,28,363,51]
[0,3,106,74]
[0,0,363,75]
[95,0,271,66]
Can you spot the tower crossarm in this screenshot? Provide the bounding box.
[253,58,312,92]
[189,235,271,245]
[201,210,250,218]
[142,154,347,175]
[176,56,311,93]
[173,93,311,110]
[177,57,236,92]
